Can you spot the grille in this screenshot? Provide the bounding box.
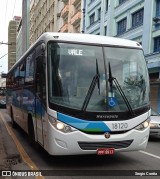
[78,140,133,150]
[81,130,129,135]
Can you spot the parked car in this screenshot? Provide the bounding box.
[149,108,160,137]
[0,99,6,108]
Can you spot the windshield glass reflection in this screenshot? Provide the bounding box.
[48,43,149,112]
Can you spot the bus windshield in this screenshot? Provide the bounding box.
[48,42,149,112]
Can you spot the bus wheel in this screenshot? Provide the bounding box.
[28,116,35,146]
[10,108,17,128]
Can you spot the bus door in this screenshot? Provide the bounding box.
[35,55,46,146]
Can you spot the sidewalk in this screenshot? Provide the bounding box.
[0,110,35,179]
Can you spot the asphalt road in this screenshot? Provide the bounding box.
[1,109,160,179]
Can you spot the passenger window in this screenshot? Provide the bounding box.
[14,66,19,87]
[25,53,34,84]
[36,55,46,106]
[19,61,25,86]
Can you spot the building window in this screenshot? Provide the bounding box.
[132,8,144,28]
[119,0,126,5]
[104,26,107,36]
[98,8,101,20]
[156,0,160,17]
[154,36,160,52]
[106,0,108,11]
[89,13,95,25]
[90,0,95,3]
[117,18,127,35]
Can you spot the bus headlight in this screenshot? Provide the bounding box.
[57,122,64,130]
[48,115,76,133]
[135,118,150,131]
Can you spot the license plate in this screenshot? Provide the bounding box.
[97,148,115,155]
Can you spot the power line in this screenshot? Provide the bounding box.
[0,53,8,60]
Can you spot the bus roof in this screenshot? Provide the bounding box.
[38,32,142,49]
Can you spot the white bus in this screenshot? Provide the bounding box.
[6,32,150,155]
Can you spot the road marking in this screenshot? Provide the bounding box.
[139,150,160,160]
[0,112,45,179]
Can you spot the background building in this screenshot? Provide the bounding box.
[8,16,21,71]
[30,0,58,46]
[58,0,82,33]
[29,0,82,45]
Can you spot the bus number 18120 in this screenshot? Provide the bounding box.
[112,123,128,130]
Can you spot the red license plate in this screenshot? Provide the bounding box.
[97,148,115,155]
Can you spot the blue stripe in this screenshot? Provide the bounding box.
[57,113,111,132]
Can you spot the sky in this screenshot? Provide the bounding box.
[0,0,22,74]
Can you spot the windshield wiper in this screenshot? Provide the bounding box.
[108,62,135,117]
[81,59,100,111]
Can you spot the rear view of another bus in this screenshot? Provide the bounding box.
[46,33,150,155]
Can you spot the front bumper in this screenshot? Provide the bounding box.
[46,122,150,155]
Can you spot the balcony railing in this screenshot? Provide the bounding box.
[71,0,80,6]
[60,23,68,32]
[71,11,81,26]
[61,5,69,18]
